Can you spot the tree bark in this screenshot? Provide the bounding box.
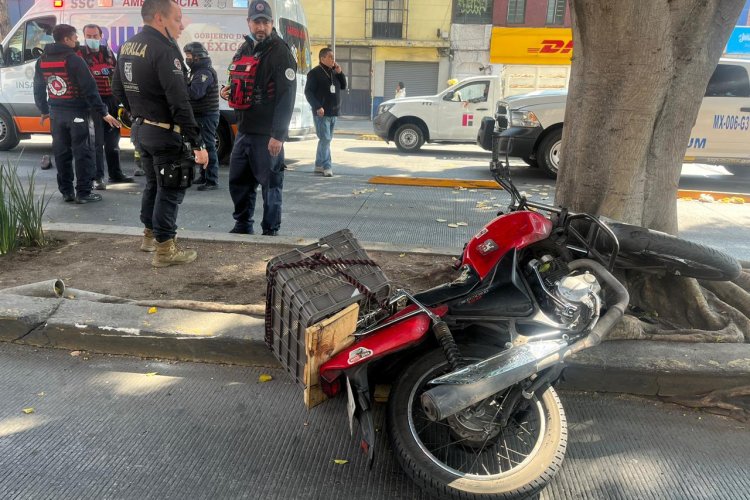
[556,0,744,235]
[0,0,11,40]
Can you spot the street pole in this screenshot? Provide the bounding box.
[331,0,336,55]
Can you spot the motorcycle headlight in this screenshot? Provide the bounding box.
[510,110,541,128]
[379,103,395,115]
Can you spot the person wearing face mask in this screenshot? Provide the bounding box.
[220,0,296,236]
[33,23,121,204]
[112,0,209,267]
[78,24,133,190]
[183,42,220,191]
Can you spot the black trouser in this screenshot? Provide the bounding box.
[50,106,95,197]
[132,121,187,243]
[228,132,283,233]
[93,95,124,181]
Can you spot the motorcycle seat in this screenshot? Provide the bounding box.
[413,272,480,307]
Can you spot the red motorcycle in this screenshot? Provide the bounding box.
[266,161,740,499]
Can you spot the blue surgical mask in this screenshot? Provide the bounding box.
[85,38,100,51]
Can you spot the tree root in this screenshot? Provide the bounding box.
[664,385,750,422]
[607,269,750,343]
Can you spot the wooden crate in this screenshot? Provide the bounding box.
[303,303,359,409]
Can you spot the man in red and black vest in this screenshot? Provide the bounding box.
[33,24,120,204]
[79,23,133,190]
[221,0,296,236]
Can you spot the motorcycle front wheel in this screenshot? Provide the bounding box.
[607,222,741,281]
[387,346,567,500]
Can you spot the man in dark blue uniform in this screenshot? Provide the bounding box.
[79,23,133,190]
[221,0,296,236]
[33,24,121,204]
[184,42,220,191]
[112,0,208,267]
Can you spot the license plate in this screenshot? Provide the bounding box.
[346,376,356,437]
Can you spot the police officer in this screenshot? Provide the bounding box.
[79,23,134,190]
[183,42,220,191]
[33,24,120,204]
[221,0,296,236]
[112,0,208,268]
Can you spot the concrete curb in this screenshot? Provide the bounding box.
[368,175,750,202]
[2,288,749,397]
[3,226,749,397]
[1,294,276,367]
[42,223,461,257]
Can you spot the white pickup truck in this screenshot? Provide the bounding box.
[481,58,750,178]
[373,76,501,152]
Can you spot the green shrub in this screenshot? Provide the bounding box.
[0,162,51,254]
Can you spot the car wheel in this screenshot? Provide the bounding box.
[538,128,562,179]
[0,108,21,151]
[394,124,424,153]
[523,155,538,168]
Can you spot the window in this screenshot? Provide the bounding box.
[507,0,526,24]
[24,17,56,62]
[453,0,493,24]
[4,28,24,66]
[705,64,750,97]
[446,81,489,103]
[278,18,312,74]
[546,0,566,25]
[372,0,404,39]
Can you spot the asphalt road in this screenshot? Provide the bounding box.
[3,136,750,258]
[1,343,748,500]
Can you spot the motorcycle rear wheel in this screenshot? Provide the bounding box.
[387,346,567,500]
[608,222,741,281]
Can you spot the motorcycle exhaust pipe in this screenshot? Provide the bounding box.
[421,259,629,422]
[420,339,569,422]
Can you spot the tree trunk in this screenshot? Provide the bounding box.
[0,0,11,40]
[556,0,744,235]
[551,2,750,416]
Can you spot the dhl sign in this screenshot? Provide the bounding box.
[490,27,573,65]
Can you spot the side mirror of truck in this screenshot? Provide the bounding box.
[443,91,454,101]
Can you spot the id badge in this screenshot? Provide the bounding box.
[330,84,336,94]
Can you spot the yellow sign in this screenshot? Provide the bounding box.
[490,27,573,65]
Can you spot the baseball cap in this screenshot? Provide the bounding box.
[248,0,273,21]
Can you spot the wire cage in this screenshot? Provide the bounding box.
[265,230,391,387]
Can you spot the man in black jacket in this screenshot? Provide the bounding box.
[221,0,296,236]
[184,42,220,191]
[33,24,121,204]
[304,47,346,177]
[112,0,208,267]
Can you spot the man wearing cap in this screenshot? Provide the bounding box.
[221,0,296,236]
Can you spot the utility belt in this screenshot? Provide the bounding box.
[159,142,196,189]
[135,117,194,189]
[142,118,182,134]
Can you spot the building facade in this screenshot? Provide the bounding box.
[302,0,453,117]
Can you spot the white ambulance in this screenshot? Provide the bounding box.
[0,0,314,157]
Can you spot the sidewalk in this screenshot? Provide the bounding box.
[333,117,374,137]
[1,227,749,402]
